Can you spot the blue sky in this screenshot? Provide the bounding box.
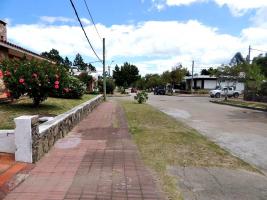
[1,0,267,75]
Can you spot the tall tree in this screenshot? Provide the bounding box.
[229,52,245,66]
[41,49,64,65]
[170,66,187,86]
[73,53,87,71]
[63,56,72,68]
[112,62,140,87]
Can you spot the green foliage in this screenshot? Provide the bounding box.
[98,78,115,94]
[73,53,87,71]
[0,59,69,106]
[41,48,64,65]
[112,62,140,87]
[253,54,267,77]
[134,91,148,104]
[58,76,86,99]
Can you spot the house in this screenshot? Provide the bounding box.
[0,20,49,98]
[185,75,245,91]
[70,66,98,92]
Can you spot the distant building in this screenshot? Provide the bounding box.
[185,75,244,91]
[0,20,50,98]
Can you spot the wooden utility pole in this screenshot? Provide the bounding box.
[191,60,194,93]
[103,38,106,101]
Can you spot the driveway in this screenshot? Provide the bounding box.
[147,94,267,174]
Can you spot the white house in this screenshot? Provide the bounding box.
[185,75,245,91]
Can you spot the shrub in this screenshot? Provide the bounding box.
[98,78,115,94]
[61,76,86,99]
[0,59,68,106]
[134,91,148,104]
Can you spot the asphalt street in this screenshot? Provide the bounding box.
[147,94,267,174]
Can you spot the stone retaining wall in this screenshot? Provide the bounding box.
[14,95,103,163]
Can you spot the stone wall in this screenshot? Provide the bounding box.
[14,95,103,163]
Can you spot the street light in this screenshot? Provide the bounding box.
[108,60,114,77]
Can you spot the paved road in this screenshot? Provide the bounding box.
[147,95,267,174]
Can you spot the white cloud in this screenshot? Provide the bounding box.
[40,16,75,24]
[154,0,267,16]
[166,0,206,6]
[6,18,267,75]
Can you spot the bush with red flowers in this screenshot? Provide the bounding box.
[0,59,69,106]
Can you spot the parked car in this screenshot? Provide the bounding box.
[210,86,241,98]
[154,86,166,95]
[131,88,137,93]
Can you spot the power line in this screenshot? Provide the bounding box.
[83,0,102,40]
[251,47,267,53]
[69,0,102,62]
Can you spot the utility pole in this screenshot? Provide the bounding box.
[248,45,251,64]
[103,38,106,101]
[108,65,110,77]
[191,60,194,93]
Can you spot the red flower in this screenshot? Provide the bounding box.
[32,73,38,78]
[54,84,59,89]
[54,80,59,85]
[19,78,25,84]
[4,71,11,77]
[0,70,3,78]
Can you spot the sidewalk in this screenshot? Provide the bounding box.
[4,101,165,200]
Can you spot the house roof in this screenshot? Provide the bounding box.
[0,40,49,61]
[0,20,6,25]
[185,75,217,80]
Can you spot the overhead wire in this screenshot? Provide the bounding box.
[69,0,102,62]
[83,0,102,40]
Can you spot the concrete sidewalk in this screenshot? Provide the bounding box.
[4,101,164,200]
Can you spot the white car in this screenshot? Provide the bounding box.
[210,87,241,98]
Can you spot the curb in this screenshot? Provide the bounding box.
[210,100,267,112]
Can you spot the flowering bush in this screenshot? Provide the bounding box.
[53,76,86,99]
[0,59,69,106]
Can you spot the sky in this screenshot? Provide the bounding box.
[1,0,267,75]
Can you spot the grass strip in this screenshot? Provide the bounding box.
[119,100,258,200]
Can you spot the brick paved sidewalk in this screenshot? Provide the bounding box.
[4,101,165,200]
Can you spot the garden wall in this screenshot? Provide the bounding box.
[14,94,104,163]
[0,130,15,153]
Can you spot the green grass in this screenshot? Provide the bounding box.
[223,99,267,110]
[119,100,258,200]
[0,95,96,129]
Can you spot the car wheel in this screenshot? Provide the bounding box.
[215,93,220,98]
[233,93,239,98]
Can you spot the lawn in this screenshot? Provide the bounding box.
[0,95,96,129]
[222,99,267,110]
[119,100,258,200]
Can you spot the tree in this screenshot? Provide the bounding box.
[63,56,72,68]
[87,63,96,72]
[230,52,245,66]
[112,62,140,87]
[145,74,163,89]
[41,49,64,65]
[201,69,210,75]
[252,53,267,77]
[73,53,87,71]
[169,66,187,86]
